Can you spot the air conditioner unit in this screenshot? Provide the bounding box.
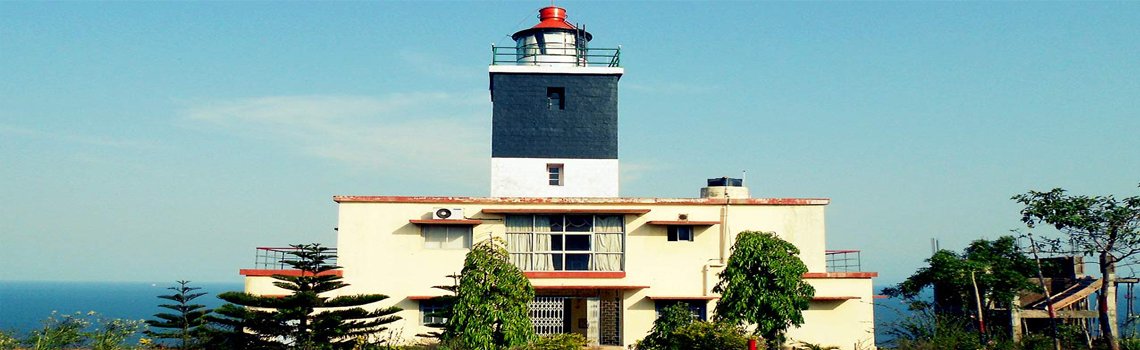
[432,207,464,220]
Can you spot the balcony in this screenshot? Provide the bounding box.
[491,45,621,67]
[825,250,862,272]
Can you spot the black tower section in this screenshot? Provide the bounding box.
[490,73,619,159]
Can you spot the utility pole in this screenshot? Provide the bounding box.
[1027,233,1062,350]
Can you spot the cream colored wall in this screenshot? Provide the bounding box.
[788,278,877,349]
[245,200,870,348]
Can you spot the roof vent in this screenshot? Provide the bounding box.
[701,177,749,199]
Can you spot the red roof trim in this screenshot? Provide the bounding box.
[526,271,626,278]
[333,196,829,206]
[873,295,889,299]
[484,208,651,214]
[409,219,484,225]
[812,296,861,301]
[239,269,343,277]
[408,295,446,300]
[647,296,719,300]
[533,285,649,290]
[803,272,878,279]
[645,220,720,226]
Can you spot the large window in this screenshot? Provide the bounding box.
[423,225,472,249]
[504,214,624,271]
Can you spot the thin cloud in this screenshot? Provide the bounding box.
[624,82,718,94]
[0,123,149,149]
[398,50,481,80]
[185,92,491,174]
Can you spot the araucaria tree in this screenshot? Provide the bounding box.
[713,230,815,347]
[208,243,401,350]
[1014,186,1140,350]
[146,280,212,348]
[444,238,536,350]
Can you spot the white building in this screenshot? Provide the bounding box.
[240,6,877,349]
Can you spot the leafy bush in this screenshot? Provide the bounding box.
[89,317,146,350]
[16,311,146,350]
[637,302,757,350]
[25,311,92,350]
[511,333,586,350]
[0,330,18,350]
[667,321,756,350]
[636,303,694,349]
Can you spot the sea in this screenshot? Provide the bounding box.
[0,281,243,335]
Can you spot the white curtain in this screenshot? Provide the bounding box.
[534,216,554,271]
[594,216,623,271]
[505,216,532,270]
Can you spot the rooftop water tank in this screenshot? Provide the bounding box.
[701,177,750,199]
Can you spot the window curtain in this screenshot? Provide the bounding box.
[505,216,532,270]
[594,216,624,271]
[533,215,554,271]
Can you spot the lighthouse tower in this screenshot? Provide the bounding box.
[489,6,623,197]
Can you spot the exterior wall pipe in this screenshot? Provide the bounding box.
[702,260,726,297]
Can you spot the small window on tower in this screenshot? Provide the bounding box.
[547,87,565,110]
[548,163,564,186]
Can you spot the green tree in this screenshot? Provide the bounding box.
[146,280,212,348]
[713,231,815,348]
[882,236,1039,316]
[443,238,536,350]
[208,243,402,350]
[1014,186,1140,350]
[635,303,696,350]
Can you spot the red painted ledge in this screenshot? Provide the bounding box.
[647,296,720,300]
[645,220,721,226]
[408,295,445,300]
[483,208,652,214]
[525,271,626,279]
[409,219,484,225]
[812,296,861,301]
[239,269,343,277]
[803,272,878,279]
[533,285,649,290]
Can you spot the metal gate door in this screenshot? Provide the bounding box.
[529,296,566,335]
[586,298,600,344]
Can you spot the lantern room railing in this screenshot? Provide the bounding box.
[254,246,338,270]
[491,45,621,67]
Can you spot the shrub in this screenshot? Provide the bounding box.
[24,311,92,350]
[89,317,146,350]
[636,303,694,350]
[511,333,586,350]
[668,321,756,350]
[0,330,18,350]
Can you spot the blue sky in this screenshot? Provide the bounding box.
[2,1,1137,285]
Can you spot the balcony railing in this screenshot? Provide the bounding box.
[826,250,862,272]
[254,247,338,270]
[491,45,621,67]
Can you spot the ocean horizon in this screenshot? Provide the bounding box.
[0,280,244,335]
